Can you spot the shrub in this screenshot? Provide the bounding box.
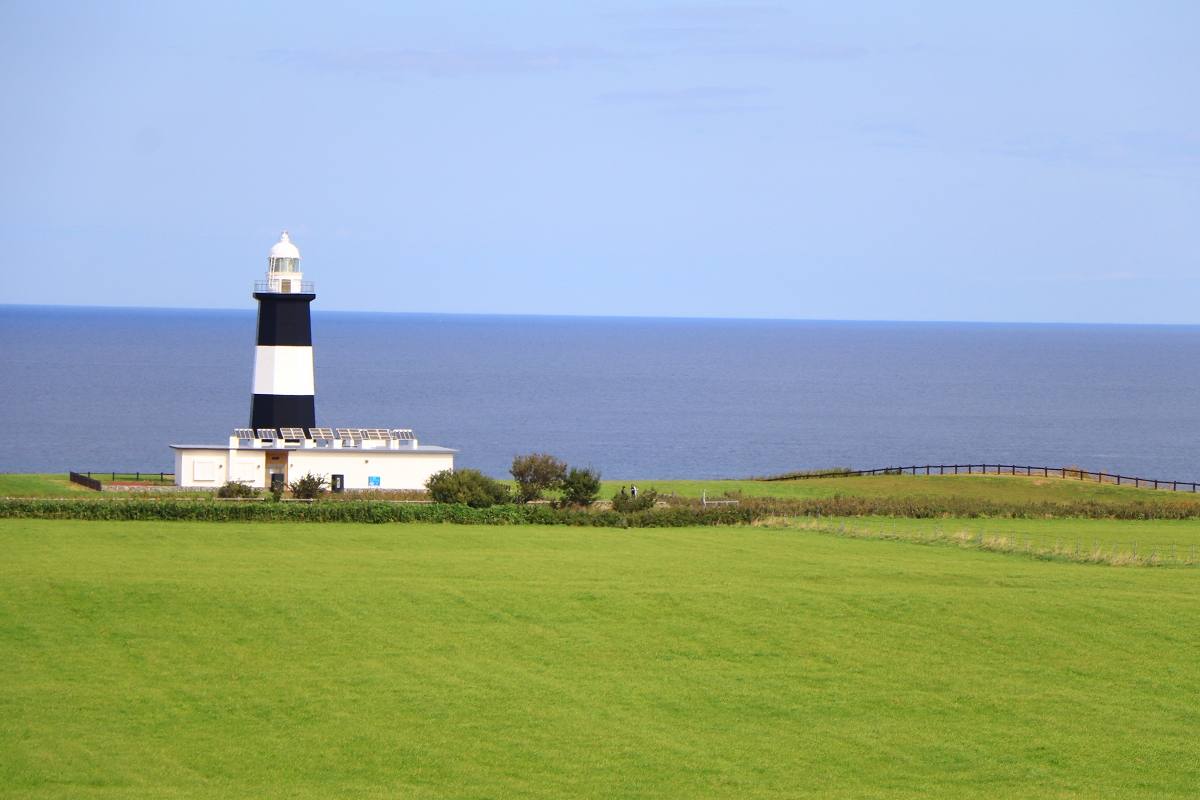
[216,480,257,499]
[289,472,329,500]
[612,488,658,513]
[560,466,602,507]
[510,453,568,503]
[425,469,511,508]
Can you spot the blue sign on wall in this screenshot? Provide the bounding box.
[368,476,380,487]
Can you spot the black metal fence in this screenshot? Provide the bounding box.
[68,472,175,490]
[69,472,103,491]
[767,464,1199,492]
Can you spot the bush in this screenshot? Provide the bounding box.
[216,480,257,498]
[612,488,658,513]
[289,472,328,500]
[425,469,511,508]
[510,453,568,503]
[560,466,602,507]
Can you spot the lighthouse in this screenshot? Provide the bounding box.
[170,230,456,491]
[250,231,316,432]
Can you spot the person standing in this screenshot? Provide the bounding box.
[630,484,638,499]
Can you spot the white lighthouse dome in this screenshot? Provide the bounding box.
[261,230,307,293]
[269,231,301,260]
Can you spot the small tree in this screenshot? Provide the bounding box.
[560,466,602,507]
[289,472,328,500]
[425,469,512,508]
[216,480,257,498]
[510,453,568,503]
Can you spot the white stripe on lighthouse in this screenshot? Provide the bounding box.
[253,346,315,396]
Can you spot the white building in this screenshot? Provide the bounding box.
[171,232,456,491]
[172,428,455,490]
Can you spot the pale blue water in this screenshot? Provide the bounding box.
[3,304,1200,481]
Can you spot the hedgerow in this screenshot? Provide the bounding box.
[1,495,1198,524]
[0,499,753,527]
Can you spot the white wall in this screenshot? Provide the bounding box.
[234,451,267,486]
[287,450,453,490]
[174,448,232,487]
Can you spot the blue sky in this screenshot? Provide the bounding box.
[1,1,1198,322]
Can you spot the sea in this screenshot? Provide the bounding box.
[3,304,1200,482]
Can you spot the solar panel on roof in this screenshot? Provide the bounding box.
[235,428,255,439]
[279,427,306,440]
[363,428,388,440]
[335,428,359,440]
[391,429,414,440]
[257,429,278,440]
[309,428,334,440]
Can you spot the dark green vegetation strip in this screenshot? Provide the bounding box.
[6,494,1200,523]
[0,498,752,526]
[1,520,1197,798]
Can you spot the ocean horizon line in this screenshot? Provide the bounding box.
[3,303,1197,330]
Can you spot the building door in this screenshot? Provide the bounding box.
[266,451,287,488]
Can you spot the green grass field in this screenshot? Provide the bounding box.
[2,519,1197,798]
[599,472,1196,505]
[0,474,98,498]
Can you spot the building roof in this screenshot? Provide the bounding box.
[170,444,458,453]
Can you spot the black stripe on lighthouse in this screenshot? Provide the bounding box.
[254,294,313,346]
[250,292,316,431]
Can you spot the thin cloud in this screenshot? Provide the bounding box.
[284,46,613,76]
[861,123,930,149]
[665,6,786,20]
[601,86,755,102]
[695,43,866,59]
[1031,271,1142,283]
[997,131,1200,170]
